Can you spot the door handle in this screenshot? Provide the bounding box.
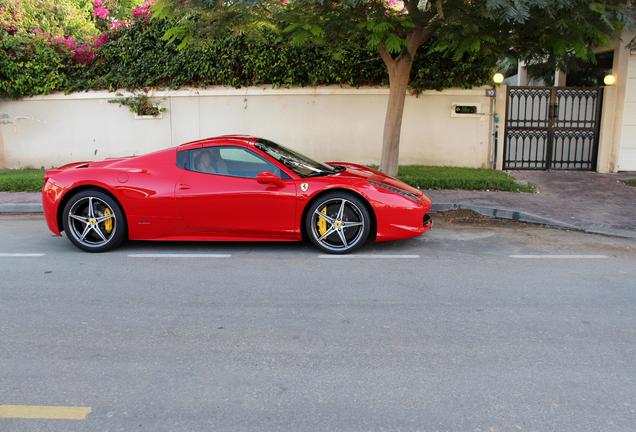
[178,183,191,190]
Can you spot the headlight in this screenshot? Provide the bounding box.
[368,180,419,203]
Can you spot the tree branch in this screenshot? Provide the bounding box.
[378,45,397,73]
[406,27,433,59]
[436,0,444,19]
[401,0,443,62]
[403,0,419,14]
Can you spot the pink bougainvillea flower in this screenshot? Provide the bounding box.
[384,0,405,14]
[110,20,127,30]
[93,32,109,48]
[93,0,102,6]
[92,6,110,20]
[53,35,78,51]
[73,43,96,64]
[132,6,147,17]
[133,0,155,18]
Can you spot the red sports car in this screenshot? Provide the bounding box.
[42,135,432,253]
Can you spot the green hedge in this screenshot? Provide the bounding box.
[0,34,69,99]
[0,169,45,192]
[67,22,388,91]
[395,166,536,192]
[1,19,496,98]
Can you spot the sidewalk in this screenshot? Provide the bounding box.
[0,192,42,213]
[427,170,636,239]
[1,171,635,239]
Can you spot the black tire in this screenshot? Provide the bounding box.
[62,189,126,252]
[305,191,371,254]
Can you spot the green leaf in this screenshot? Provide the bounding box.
[384,34,404,54]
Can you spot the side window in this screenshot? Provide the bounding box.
[180,146,289,179]
[176,151,189,169]
[219,148,263,164]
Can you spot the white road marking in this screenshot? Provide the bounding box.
[0,253,45,257]
[510,254,609,259]
[318,254,420,259]
[128,253,232,258]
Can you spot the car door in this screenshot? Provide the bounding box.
[175,145,298,240]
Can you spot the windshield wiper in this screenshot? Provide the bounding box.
[279,155,302,169]
[304,165,342,177]
[278,155,325,176]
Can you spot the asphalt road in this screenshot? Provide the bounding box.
[1,214,635,432]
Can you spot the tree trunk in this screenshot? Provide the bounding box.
[379,59,412,177]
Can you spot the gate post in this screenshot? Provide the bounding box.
[597,85,619,173]
[494,84,507,170]
[596,31,632,173]
[546,88,557,170]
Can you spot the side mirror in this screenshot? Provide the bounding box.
[256,171,283,187]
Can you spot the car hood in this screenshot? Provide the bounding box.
[328,162,424,197]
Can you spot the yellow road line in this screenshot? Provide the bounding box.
[0,405,91,420]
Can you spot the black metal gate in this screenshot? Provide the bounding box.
[503,86,603,170]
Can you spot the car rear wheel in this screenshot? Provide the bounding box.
[62,190,126,252]
[306,192,371,254]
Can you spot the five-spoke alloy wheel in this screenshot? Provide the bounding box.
[306,192,371,254]
[62,190,126,252]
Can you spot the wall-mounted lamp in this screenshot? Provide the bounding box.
[603,74,616,86]
[493,73,505,85]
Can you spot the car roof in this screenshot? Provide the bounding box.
[177,135,257,151]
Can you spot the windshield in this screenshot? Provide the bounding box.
[254,139,342,177]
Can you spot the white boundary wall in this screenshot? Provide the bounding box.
[0,86,495,169]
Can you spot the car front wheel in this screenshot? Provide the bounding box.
[62,190,126,252]
[306,192,371,254]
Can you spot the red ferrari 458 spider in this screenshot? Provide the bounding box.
[42,135,432,253]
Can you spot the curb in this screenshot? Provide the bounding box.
[0,203,43,213]
[430,202,636,240]
[430,203,575,228]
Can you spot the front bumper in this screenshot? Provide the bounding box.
[374,194,433,242]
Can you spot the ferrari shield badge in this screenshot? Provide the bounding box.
[300,183,309,192]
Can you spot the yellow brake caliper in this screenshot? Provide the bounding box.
[317,206,327,236]
[103,208,113,234]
